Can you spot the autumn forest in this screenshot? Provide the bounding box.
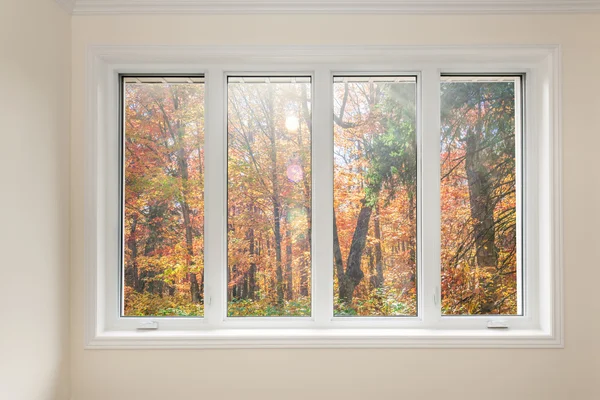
[122,74,519,317]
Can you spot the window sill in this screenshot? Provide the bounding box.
[86,327,563,349]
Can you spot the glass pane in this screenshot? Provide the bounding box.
[122,77,205,317]
[227,76,312,317]
[333,76,417,317]
[440,76,521,315]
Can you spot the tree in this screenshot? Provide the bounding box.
[333,80,417,312]
[440,80,517,315]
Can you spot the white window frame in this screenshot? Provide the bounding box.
[84,45,563,349]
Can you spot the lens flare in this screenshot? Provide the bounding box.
[286,163,303,183]
[285,115,299,132]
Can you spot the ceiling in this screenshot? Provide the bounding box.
[55,0,600,15]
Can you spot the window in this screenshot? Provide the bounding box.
[440,76,522,316]
[227,76,312,317]
[122,76,205,317]
[333,76,417,316]
[86,45,562,348]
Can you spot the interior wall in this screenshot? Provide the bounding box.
[0,1,71,399]
[71,14,600,400]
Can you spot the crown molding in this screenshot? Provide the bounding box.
[58,0,600,15]
[55,0,76,13]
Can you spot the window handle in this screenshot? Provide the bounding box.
[487,320,509,329]
[138,321,159,330]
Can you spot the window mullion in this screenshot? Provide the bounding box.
[312,67,334,326]
[420,68,442,326]
[204,68,226,327]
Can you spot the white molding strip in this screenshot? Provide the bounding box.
[54,0,76,13]
[61,0,600,15]
[88,329,561,349]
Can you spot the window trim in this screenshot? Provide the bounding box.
[84,45,562,348]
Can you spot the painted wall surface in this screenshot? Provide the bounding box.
[0,1,71,399]
[71,15,600,400]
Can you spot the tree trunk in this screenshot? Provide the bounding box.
[241,273,248,299]
[266,87,285,307]
[273,196,284,305]
[342,205,372,302]
[174,110,201,304]
[285,216,293,300]
[373,204,384,288]
[465,93,498,313]
[299,240,309,297]
[335,204,373,305]
[140,203,167,295]
[246,224,256,300]
[181,199,201,303]
[333,211,349,301]
[465,144,498,269]
[231,264,238,299]
[125,213,140,291]
[406,189,417,283]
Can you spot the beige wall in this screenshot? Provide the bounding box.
[0,1,71,399]
[71,15,600,400]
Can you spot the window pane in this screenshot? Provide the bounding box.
[227,76,312,317]
[440,76,521,315]
[122,77,205,317]
[333,76,417,317]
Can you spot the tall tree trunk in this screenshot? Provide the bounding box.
[299,241,309,297]
[266,87,285,307]
[273,196,284,305]
[465,140,497,269]
[246,222,256,300]
[140,203,167,295]
[373,204,384,288]
[125,213,140,291]
[231,264,238,299]
[241,273,248,299]
[285,216,293,300]
[343,205,372,302]
[334,204,373,305]
[248,264,256,301]
[333,211,349,299]
[465,93,498,313]
[367,249,375,287]
[181,199,201,303]
[228,263,234,300]
[406,189,417,284]
[174,107,201,304]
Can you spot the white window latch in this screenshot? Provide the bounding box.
[138,321,159,330]
[487,320,509,329]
